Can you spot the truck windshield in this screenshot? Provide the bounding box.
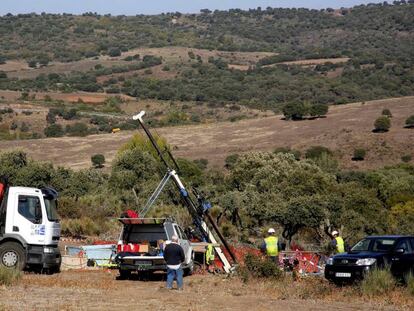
[44,199,59,222]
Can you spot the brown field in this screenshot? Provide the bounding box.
[228,64,251,71]
[0,270,410,310]
[0,47,275,80]
[263,58,350,68]
[121,47,275,65]
[280,57,350,66]
[0,90,133,104]
[1,59,129,80]
[0,97,412,170]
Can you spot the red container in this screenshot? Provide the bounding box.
[0,183,5,203]
[117,243,140,253]
[130,244,140,252]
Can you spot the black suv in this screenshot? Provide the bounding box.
[325,235,414,284]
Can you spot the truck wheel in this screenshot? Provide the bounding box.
[118,269,131,280]
[0,242,26,271]
[184,261,194,276]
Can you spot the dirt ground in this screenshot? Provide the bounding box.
[0,270,408,311]
[0,96,412,170]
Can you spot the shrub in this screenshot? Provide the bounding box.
[374,116,391,132]
[20,122,29,132]
[361,268,396,296]
[9,122,18,130]
[46,112,56,124]
[103,97,122,113]
[282,102,307,120]
[0,266,21,286]
[401,155,412,163]
[382,108,392,118]
[225,153,239,169]
[91,154,105,168]
[274,147,301,160]
[190,114,201,123]
[352,148,366,161]
[305,146,332,159]
[44,124,64,137]
[27,60,37,68]
[188,51,195,59]
[108,47,121,57]
[244,253,284,279]
[62,108,78,120]
[193,158,208,170]
[405,115,414,128]
[407,273,414,296]
[66,122,89,137]
[309,104,329,118]
[61,217,101,237]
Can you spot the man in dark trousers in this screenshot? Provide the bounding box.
[163,235,185,290]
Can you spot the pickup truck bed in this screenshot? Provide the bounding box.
[115,218,194,277]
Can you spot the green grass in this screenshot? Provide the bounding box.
[407,273,414,296]
[0,266,21,286]
[361,268,396,296]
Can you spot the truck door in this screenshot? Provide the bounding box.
[15,194,45,245]
[173,225,191,264]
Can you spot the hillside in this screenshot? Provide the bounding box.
[0,3,413,114]
[0,4,412,62]
[0,96,412,170]
[0,3,413,167]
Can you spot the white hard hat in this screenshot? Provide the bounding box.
[268,228,276,234]
[332,230,339,236]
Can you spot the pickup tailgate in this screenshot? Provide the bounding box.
[117,254,166,270]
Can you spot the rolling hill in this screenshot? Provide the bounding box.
[0,96,412,170]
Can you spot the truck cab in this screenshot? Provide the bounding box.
[0,186,61,272]
[115,218,194,279]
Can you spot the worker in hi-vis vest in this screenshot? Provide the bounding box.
[205,244,215,272]
[261,228,283,262]
[331,230,345,253]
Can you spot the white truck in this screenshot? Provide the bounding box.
[0,183,61,272]
[114,218,194,279]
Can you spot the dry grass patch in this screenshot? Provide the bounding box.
[0,267,21,286]
[21,270,116,290]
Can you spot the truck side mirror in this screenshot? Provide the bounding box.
[35,204,42,223]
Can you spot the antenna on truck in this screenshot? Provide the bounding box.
[132,111,237,272]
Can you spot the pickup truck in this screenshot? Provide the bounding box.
[114,218,194,279]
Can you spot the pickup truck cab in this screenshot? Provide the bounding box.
[325,235,414,284]
[114,218,194,279]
